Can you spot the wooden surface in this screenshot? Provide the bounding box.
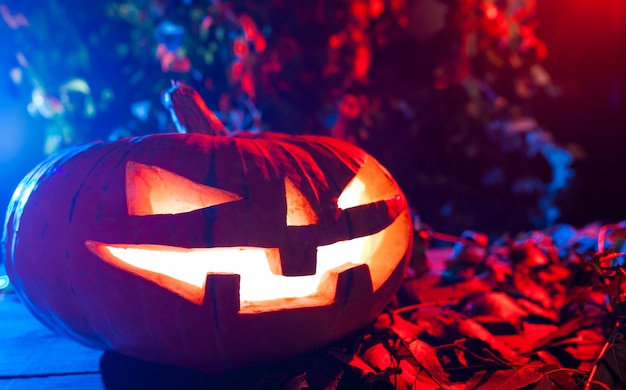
[0,292,240,390]
[0,248,455,389]
[0,293,104,390]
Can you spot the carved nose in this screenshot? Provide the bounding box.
[266,226,320,276]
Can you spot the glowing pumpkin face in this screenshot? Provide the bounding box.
[87,151,406,308]
[3,86,412,373]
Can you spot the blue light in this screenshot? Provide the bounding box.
[0,275,9,290]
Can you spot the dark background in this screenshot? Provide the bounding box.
[0,0,624,236]
[535,0,626,227]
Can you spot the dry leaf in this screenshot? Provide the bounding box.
[512,270,552,309]
[362,342,397,372]
[386,313,425,342]
[407,338,449,386]
[328,349,375,376]
[284,372,309,390]
[563,329,605,362]
[530,316,589,351]
[538,364,578,390]
[464,292,529,327]
[465,366,544,389]
[515,323,559,354]
[535,350,562,366]
[530,375,554,390]
[515,298,559,322]
[453,313,520,363]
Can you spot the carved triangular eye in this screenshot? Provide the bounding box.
[126,161,242,216]
[337,157,398,210]
[285,177,319,226]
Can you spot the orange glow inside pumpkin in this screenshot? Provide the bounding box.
[88,158,410,311]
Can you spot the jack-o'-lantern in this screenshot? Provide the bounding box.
[2,83,412,373]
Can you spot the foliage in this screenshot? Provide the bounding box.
[0,0,575,236]
[273,221,624,389]
[70,221,626,389]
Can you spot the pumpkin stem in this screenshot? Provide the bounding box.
[162,81,229,136]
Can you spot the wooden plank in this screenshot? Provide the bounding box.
[0,294,103,377]
[0,374,104,390]
[0,294,221,389]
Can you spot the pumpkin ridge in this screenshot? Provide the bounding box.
[269,140,326,208]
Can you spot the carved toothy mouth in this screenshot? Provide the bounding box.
[86,207,411,312]
[86,234,373,310]
[101,154,413,312]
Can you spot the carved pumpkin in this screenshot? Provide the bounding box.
[2,84,412,373]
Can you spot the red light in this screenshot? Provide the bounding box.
[241,72,256,100]
[232,61,243,80]
[171,57,191,73]
[370,0,385,19]
[201,16,213,32]
[239,15,257,41]
[233,38,248,58]
[329,34,343,49]
[254,36,267,53]
[485,4,498,20]
[339,94,361,119]
[354,45,370,80]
